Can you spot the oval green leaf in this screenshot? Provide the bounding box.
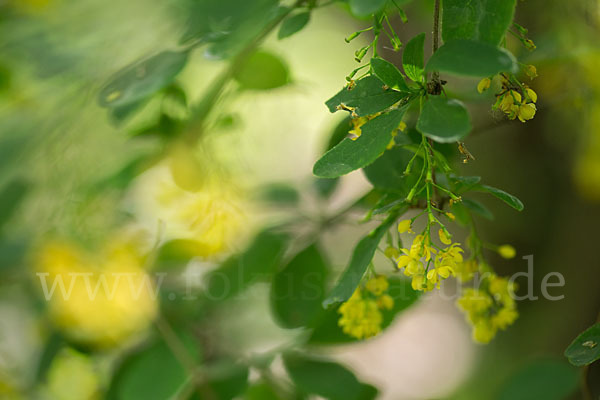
[98,50,188,108]
[443,0,517,45]
[314,106,408,178]
[565,322,600,367]
[475,184,524,211]
[325,76,406,117]
[370,57,410,92]
[278,11,310,39]
[426,39,517,77]
[234,50,290,90]
[417,96,471,143]
[402,33,426,82]
[283,353,377,400]
[497,360,579,400]
[349,0,387,17]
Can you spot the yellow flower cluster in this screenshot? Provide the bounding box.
[478,73,538,123]
[457,274,518,343]
[395,224,462,291]
[34,239,157,349]
[338,275,394,340]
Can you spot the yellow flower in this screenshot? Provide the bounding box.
[488,275,516,305]
[135,162,246,258]
[498,244,516,259]
[409,269,434,292]
[499,90,521,113]
[491,307,518,330]
[377,294,394,310]
[477,78,491,93]
[472,320,496,344]
[525,88,537,103]
[426,263,454,288]
[365,275,389,296]
[517,103,536,122]
[455,259,478,282]
[438,229,451,245]
[457,274,518,344]
[338,290,383,340]
[384,246,399,259]
[445,212,456,221]
[397,219,412,234]
[34,239,157,349]
[524,64,538,79]
[458,288,493,315]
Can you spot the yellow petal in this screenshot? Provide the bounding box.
[438,229,452,245]
[477,78,491,93]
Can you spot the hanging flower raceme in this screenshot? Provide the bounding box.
[395,226,461,292]
[338,275,394,340]
[457,274,519,343]
[477,72,539,123]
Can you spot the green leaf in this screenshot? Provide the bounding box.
[257,183,300,206]
[363,147,422,193]
[108,335,200,400]
[475,184,524,211]
[349,0,387,17]
[205,229,288,300]
[449,174,481,193]
[233,50,290,90]
[370,57,410,92]
[278,11,310,39]
[442,0,517,45]
[426,39,517,77]
[417,96,471,143]
[271,243,329,328]
[283,353,377,400]
[402,33,426,82]
[314,106,408,178]
[497,360,579,400]
[98,51,188,108]
[323,214,397,308]
[325,76,406,117]
[565,322,600,367]
[461,198,494,220]
[180,0,280,59]
[0,179,28,233]
[310,277,420,344]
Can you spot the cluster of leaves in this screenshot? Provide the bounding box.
[313,0,525,322]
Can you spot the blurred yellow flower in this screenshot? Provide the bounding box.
[457,275,518,343]
[338,275,395,339]
[498,244,516,259]
[338,290,383,340]
[134,156,247,258]
[34,239,157,348]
